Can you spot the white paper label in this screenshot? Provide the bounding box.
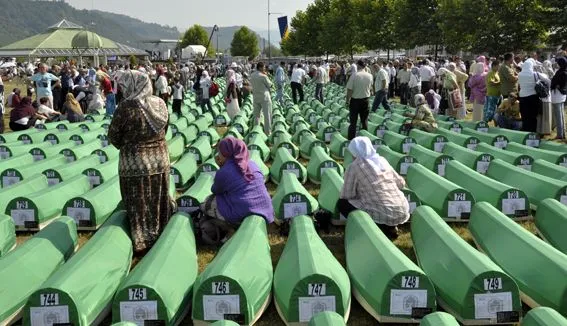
[101,140,109,147]
[67,207,91,224]
[308,283,326,296]
[560,195,567,206]
[402,143,414,154]
[525,139,540,147]
[483,278,503,291]
[22,139,31,145]
[48,139,57,145]
[501,198,526,215]
[203,295,240,321]
[494,141,507,149]
[30,306,69,326]
[11,209,35,226]
[178,206,199,214]
[204,171,217,178]
[212,282,230,294]
[474,292,513,319]
[298,296,336,322]
[401,276,420,289]
[325,133,332,142]
[99,155,107,163]
[129,288,147,300]
[33,154,45,161]
[560,162,567,168]
[447,200,472,218]
[284,202,307,219]
[478,127,489,133]
[284,169,300,179]
[320,167,336,177]
[193,153,200,161]
[434,142,446,153]
[518,164,532,171]
[0,151,10,159]
[88,176,101,188]
[74,140,83,145]
[173,174,180,184]
[400,162,411,175]
[467,143,478,150]
[409,202,417,214]
[389,289,428,315]
[119,301,158,326]
[40,293,59,306]
[437,164,446,176]
[377,129,386,137]
[476,161,490,174]
[451,127,462,133]
[3,176,21,187]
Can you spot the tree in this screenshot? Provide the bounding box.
[262,44,283,57]
[320,0,365,58]
[356,0,399,53]
[180,24,214,57]
[230,26,260,60]
[395,0,444,57]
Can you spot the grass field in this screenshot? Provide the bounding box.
[0,79,553,325]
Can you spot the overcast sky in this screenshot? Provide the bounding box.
[67,0,314,32]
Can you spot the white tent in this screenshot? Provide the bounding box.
[181,45,206,60]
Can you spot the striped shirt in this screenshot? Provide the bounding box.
[340,157,410,226]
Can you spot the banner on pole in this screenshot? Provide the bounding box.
[278,16,290,40]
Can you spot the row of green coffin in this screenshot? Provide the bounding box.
[0,137,111,163]
[0,120,110,144]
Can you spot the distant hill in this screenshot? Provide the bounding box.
[191,26,275,53]
[0,0,180,48]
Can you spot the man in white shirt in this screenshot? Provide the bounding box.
[372,62,391,112]
[397,62,411,105]
[315,63,327,104]
[346,60,373,140]
[275,62,286,106]
[290,64,307,104]
[31,63,59,109]
[37,97,61,121]
[419,60,436,94]
[0,78,4,133]
[250,62,273,135]
[171,78,185,116]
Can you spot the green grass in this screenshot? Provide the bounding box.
[2,83,554,325]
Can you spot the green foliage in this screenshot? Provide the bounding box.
[230,26,260,60]
[180,25,215,57]
[262,44,283,57]
[129,55,138,67]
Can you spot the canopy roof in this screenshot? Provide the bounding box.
[0,19,147,57]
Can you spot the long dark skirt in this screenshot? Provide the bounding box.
[120,172,172,252]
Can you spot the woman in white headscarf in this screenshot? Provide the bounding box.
[438,67,461,117]
[200,70,213,112]
[225,69,240,119]
[518,58,550,132]
[338,136,410,239]
[108,70,173,255]
[537,60,555,135]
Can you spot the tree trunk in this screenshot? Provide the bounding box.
[387,49,390,61]
[434,44,439,61]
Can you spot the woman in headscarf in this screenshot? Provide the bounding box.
[408,63,422,107]
[551,57,567,139]
[476,55,488,72]
[63,93,85,123]
[448,63,469,119]
[200,70,213,113]
[468,63,487,121]
[9,96,47,131]
[438,67,461,118]
[338,137,410,240]
[108,70,172,255]
[154,67,169,103]
[225,69,240,119]
[405,94,438,132]
[199,137,273,243]
[518,58,550,132]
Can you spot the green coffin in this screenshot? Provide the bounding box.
[274,215,350,324]
[0,214,15,257]
[199,127,221,146]
[486,159,567,208]
[358,130,385,149]
[0,154,33,183]
[22,211,132,326]
[0,174,49,215]
[270,147,307,184]
[59,139,102,162]
[0,216,78,325]
[299,133,328,160]
[249,149,269,183]
[167,135,185,163]
[488,128,540,147]
[175,125,199,146]
[346,211,436,323]
[271,132,300,159]
[92,145,119,163]
[69,129,106,146]
[521,307,567,326]
[462,128,509,149]
[82,157,119,188]
[196,158,220,180]
[377,146,417,177]
[231,116,249,136]
[307,147,344,184]
[329,132,349,159]
[445,161,529,219]
[419,312,459,325]
[177,174,214,214]
[292,124,312,146]
[189,117,212,134]
[0,142,44,160]
[535,199,567,254]
[458,120,489,132]
[412,206,522,324]
[1,154,67,188]
[78,120,108,132]
[539,141,567,152]
[187,136,213,163]
[409,145,452,176]
[532,159,567,181]
[192,215,273,324]
[43,129,79,145]
[382,131,416,154]
[469,202,567,316]
[16,129,49,145]
[409,129,448,152]
[215,112,231,126]
[247,134,270,162]
[246,125,268,144]
[315,124,337,143]
[272,173,319,221]
[170,116,189,135]
[27,142,75,161]
[171,153,198,189]
[308,311,346,326]
[436,128,479,150]
[5,175,91,230]
[442,143,494,174]
[42,155,101,186]
[407,164,475,221]
[112,213,197,325]
[63,175,121,229]
[476,143,533,170]
[506,142,567,166]
[318,169,344,224]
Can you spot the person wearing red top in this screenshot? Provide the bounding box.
[100,76,116,115]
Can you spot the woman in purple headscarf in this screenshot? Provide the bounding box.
[200,137,274,236]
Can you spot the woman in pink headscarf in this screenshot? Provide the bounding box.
[225,70,240,119]
[198,137,273,243]
[476,56,489,72]
[468,63,487,121]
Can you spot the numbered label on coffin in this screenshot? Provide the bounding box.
[494,138,508,149]
[178,197,199,214]
[447,193,471,219]
[2,175,21,187]
[433,141,446,153]
[402,141,415,154]
[9,199,36,226]
[298,296,336,322]
[525,135,539,148]
[30,305,70,326]
[66,199,93,226]
[120,301,159,326]
[203,295,241,321]
[84,169,102,188]
[474,292,513,320]
[308,283,326,296]
[283,194,308,219]
[389,289,428,315]
[320,163,338,178]
[476,160,491,174]
[501,190,527,216]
